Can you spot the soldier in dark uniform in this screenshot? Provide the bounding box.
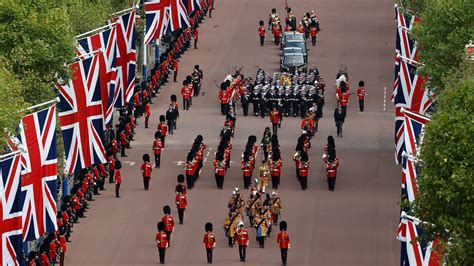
[241,89,250,116]
[282,87,292,117]
[259,87,269,118]
[251,85,261,116]
[292,86,300,117]
[192,65,203,97]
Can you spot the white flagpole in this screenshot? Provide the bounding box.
[111,4,140,17]
[17,98,59,113]
[0,150,21,160]
[75,21,118,40]
[143,23,147,80]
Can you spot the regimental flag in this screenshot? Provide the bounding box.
[392,5,420,102]
[77,26,118,124]
[393,58,432,164]
[145,0,171,45]
[19,105,58,241]
[0,155,23,266]
[114,10,137,106]
[182,0,201,14]
[57,52,107,175]
[168,0,191,32]
[397,214,443,266]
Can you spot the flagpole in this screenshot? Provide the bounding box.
[75,21,118,40]
[111,4,139,17]
[400,107,431,121]
[0,150,21,160]
[17,98,59,114]
[396,52,421,66]
[143,23,147,80]
[155,39,160,64]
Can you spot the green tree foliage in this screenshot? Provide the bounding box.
[0,1,76,104]
[0,60,28,143]
[416,76,474,264]
[413,0,474,92]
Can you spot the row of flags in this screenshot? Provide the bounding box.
[1,9,137,265]
[144,0,203,44]
[392,5,441,266]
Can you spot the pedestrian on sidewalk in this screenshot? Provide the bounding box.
[140,154,152,190]
[156,221,169,264]
[175,185,187,224]
[203,222,216,264]
[115,160,122,198]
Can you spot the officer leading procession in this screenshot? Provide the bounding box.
[2,0,453,265]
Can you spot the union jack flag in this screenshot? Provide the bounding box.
[168,0,190,32]
[182,0,201,14]
[403,109,430,156]
[0,155,23,266]
[145,0,171,45]
[401,156,418,203]
[114,10,137,105]
[397,213,443,266]
[77,26,118,124]
[57,52,107,175]
[392,6,420,102]
[394,58,433,164]
[19,105,58,241]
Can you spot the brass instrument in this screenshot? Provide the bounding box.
[293,151,301,161]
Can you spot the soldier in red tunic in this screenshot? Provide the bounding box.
[258,20,266,46]
[269,106,281,135]
[357,80,366,111]
[144,101,151,128]
[140,154,152,190]
[175,185,187,224]
[241,151,252,189]
[161,205,174,247]
[326,149,340,191]
[298,152,310,190]
[236,221,249,262]
[181,80,191,110]
[270,152,282,190]
[218,83,230,115]
[153,131,164,168]
[115,160,122,198]
[277,221,291,265]
[155,221,169,264]
[173,59,179,82]
[203,222,216,264]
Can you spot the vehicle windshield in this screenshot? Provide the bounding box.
[286,41,306,51]
[284,54,304,65]
[285,33,305,42]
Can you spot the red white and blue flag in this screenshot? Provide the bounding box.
[145,0,171,44]
[0,154,23,266]
[76,26,118,124]
[57,52,107,175]
[401,156,417,203]
[168,0,191,31]
[394,58,432,164]
[114,10,137,106]
[19,105,58,241]
[183,0,201,14]
[397,214,442,266]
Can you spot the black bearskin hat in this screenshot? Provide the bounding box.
[160,115,166,122]
[143,154,150,162]
[155,131,162,139]
[171,94,177,102]
[259,20,264,26]
[163,205,171,215]
[157,221,165,231]
[359,80,365,87]
[279,221,287,231]
[205,222,213,232]
[177,174,185,183]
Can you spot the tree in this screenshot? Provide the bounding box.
[416,76,474,264]
[413,0,474,93]
[0,59,28,147]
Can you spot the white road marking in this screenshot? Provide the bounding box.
[129,162,135,166]
[383,87,387,111]
[174,161,185,166]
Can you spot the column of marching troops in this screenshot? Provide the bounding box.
[22,5,211,266]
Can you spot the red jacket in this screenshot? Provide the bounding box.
[173,60,178,71]
[145,103,151,117]
[298,162,309,177]
[153,139,163,155]
[326,158,339,178]
[157,122,168,137]
[115,169,122,184]
[108,156,115,171]
[271,160,282,176]
[156,232,169,248]
[310,26,318,37]
[357,87,366,100]
[203,233,216,249]
[277,231,291,249]
[175,193,187,209]
[258,26,266,37]
[181,86,191,99]
[241,160,252,177]
[194,28,199,39]
[270,110,281,124]
[141,162,152,177]
[236,228,249,246]
[218,90,230,104]
[162,215,174,232]
[214,159,226,176]
[339,92,349,107]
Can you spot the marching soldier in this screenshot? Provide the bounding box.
[153,131,164,168]
[277,221,291,265]
[326,150,340,191]
[157,115,168,146]
[203,222,216,264]
[269,106,281,135]
[261,127,271,161]
[223,211,240,247]
[241,151,252,189]
[175,174,187,195]
[309,22,318,46]
[258,161,270,192]
[115,160,122,198]
[175,185,187,224]
[181,80,191,110]
[254,211,268,248]
[213,152,226,189]
[161,205,175,247]
[144,101,151,128]
[251,86,261,116]
[334,105,345,138]
[241,88,250,116]
[270,152,282,190]
[218,83,230,115]
[192,65,203,97]
[185,152,197,189]
[298,152,310,190]
[258,20,266,46]
[357,80,366,111]
[236,221,249,262]
[173,59,179,82]
[270,192,282,225]
[156,221,169,264]
[140,154,152,190]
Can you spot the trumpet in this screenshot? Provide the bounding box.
[293,151,301,161]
